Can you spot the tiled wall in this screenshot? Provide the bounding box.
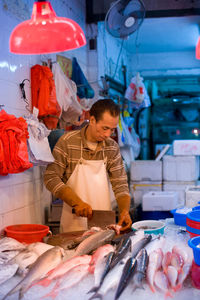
[0,0,88,233]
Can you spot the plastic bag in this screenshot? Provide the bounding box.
[125,72,151,109]
[117,115,141,159]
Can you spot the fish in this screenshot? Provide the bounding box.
[154,270,172,297]
[0,263,19,285]
[173,252,193,292]
[27,242,54,256]
[88,258,126,300]
[114,257,137,300]
[89,244,115,274]
[109,237,131,270]
[73,229,115,257]
[8,249,39,276]
[166,265,178,289]
[0,250,20,264]
[131,248,148,292]
[162,251,172,274]
[36,254,91,287]
[146,248,164,293]
[42,263,90,299]
[0,237,26,252]
[88,251,115,294]
[1,246,64,300]
[170,252,184,274]
[131,235,152,259]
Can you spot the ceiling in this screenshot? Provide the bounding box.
[86,0,200,54]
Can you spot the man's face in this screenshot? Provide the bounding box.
[90,111,119,142]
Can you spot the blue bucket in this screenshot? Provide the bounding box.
[188,236,200,266]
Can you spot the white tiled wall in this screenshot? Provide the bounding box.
[0,0,88,233]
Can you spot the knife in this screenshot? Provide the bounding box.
[72,208,116,229]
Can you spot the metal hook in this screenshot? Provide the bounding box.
[19,79,31,112]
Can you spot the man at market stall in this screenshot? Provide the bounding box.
[44,99,132,233]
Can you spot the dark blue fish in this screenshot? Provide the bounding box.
[109,237,131,270]
[114,257,137,300]
[131,235,152,258]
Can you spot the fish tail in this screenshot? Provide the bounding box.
[40,281,60,300]
[1,282,22,300]
[87,286,99,294]
[88,292,103,300]
[150,285,156,293]
[165,290,173,298]
[173,283,182,292]
[35,277,51,287]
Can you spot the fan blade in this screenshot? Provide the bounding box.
[124,0,145,15]
[107,5,125,31]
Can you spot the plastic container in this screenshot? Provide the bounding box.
[132,220,165,235]
[171,208,190,226]
[187,211,200,229]
[188,236,200,266]
[4,224,50,244]
[186,210,200,237]
[192,206,200,211]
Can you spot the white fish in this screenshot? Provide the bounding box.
[0,263,18,285]
[154,270,172,297]
[9,249,39,276]
[27,242,54,256]
[146,248,163,293]
[2,246,65,300]
[166,265,178,289]
[0,250,20,264]
[89,259,126,299]
[0,237,26,252]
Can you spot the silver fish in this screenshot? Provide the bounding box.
[0,263,18,285]
[131,248,148,292]
[2,246,64,300]
[73,229,115,257]
[0,237,26,252]
[9,249,39,276]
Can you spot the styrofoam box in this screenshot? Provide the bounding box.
[173,140,200,155]
[186,186,200,207]
[130,160,162,181]
[130,180,162,207]
[163,181,197,207]
[163,155,199,181]
[142,191,179,211]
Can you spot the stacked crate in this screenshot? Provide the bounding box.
[163,155,199,207]
[130,160,162,207]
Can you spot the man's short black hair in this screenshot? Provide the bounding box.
[89,99,120,122]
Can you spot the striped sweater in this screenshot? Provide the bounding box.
[44,125,130,200]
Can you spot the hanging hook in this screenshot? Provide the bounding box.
[19,79,31,112]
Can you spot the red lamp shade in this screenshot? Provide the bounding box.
[9,1,86,54]
[196,37,200,60]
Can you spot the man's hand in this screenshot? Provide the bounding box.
[117,209,132,232]
[73,201,92,219]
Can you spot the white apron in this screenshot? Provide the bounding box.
[60,143,113,232]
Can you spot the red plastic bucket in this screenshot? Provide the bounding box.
[4,224,50,244]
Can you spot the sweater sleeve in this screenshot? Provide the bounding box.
[43,136,68,197]
[107,142,130,200]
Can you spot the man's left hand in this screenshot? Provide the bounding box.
[117,209,132,232]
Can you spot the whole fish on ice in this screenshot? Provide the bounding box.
[0,237,26,252]
[146,248,164,293]
[131,248,148,292]
[1,246,64,300]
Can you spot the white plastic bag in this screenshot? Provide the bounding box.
[125,72,151,109]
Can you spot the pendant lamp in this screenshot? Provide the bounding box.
[9,0,86,54]
[196,37,200,59]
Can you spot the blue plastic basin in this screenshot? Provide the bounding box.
[188,236,200,266]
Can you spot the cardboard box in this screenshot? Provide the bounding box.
[173,140,200,155]
[142,191,179,211]
[130,160,162,181]
[163,155,199,182]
